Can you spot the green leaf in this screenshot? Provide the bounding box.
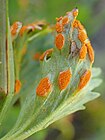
[0,0,15,130]
[0,0,7,94]
[0,0,15,94]
[6,18,15,93]
[2,9,102,140]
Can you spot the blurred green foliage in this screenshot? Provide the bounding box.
[7,0,105,140]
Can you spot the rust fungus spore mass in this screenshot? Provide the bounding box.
[15,80,22,94]
[86,41,94,63]
[78,70,91,90]
[73,20,84,30]
[56,22,63,33]
[58,69,72,90]
[55,33,65,50]
[36,77,52,96]
[78,30,88,43]
[62,17,69,26]
[79,44,87,60]
[40,48,53,61]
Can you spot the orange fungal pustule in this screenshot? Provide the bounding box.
[11,22,18,35]
[58,69,72,90]
[55,33,65,50]
[19,26,27,36]
[78,21,84,30]
[56,16,63,22]
[78,70,91,90]
[55,22,63,33]
[73,20,78,28]
[33,52,41,60]
[79,44,87,60]
[86,41,94,63]
[11,21,22,35]
[19,23,42,36]
[15,80,22,94]
[78,30,88,43]
[19,25,32,36]
[11,21,22,41]
[73,20,84,30]
[19,24,35,36]
[40,48,53,61]
[62,16,69,26]
[36,77,52,97]
[73,8,79,17]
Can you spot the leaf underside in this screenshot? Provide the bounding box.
[0,8,102,140]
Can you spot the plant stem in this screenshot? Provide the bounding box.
[0,94,13,129]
